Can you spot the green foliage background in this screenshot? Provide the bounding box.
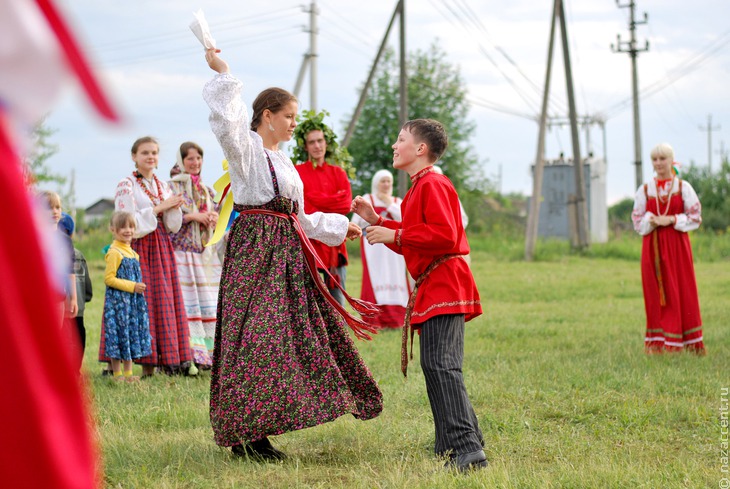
[345,43,485,198]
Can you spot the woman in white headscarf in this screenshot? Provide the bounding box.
[351,170,410,328]
[168,141,221,370]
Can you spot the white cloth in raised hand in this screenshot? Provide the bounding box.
[189,9,216,50]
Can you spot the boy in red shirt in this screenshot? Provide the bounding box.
[351,119,485,471]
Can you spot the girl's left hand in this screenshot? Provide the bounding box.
[346,222,362,241]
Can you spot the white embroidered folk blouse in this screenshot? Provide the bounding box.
[202,72,348,247]
[631,178,702,236]
[115,174,183,239]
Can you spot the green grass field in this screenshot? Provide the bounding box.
[80,234,730,488]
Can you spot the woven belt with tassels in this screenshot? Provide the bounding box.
[401,254,462,377]
[238,208,380,340]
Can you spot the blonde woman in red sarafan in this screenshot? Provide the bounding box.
[631,142,704,355]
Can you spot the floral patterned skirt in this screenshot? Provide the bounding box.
[209,198,383,446]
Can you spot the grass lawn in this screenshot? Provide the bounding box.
[80,237,730,488]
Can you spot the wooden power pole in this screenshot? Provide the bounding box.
[343,0,408,196]
[525,0,589,260]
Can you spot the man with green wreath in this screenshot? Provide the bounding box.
[293,111,353,306]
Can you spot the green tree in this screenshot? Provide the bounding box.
[24,118,65,186]
[681,159,730,232]
[345,43,484,197]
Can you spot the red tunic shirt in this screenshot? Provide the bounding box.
[382,167,482,325]
[295,160,352,269]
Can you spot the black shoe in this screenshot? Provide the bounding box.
[445,449,488,472]
[231,438,286,461]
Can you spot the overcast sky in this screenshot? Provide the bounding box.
[45,0,730,208]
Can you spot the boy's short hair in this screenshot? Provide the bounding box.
[109,211,136,230]
[402,119,448,162]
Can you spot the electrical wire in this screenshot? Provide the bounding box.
[317,0,380,48]
[94,7,301,53]
[104,27,303,67]
[603,28,730,118]
[427,0,542,115]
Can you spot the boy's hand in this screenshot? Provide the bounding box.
[346,222,362,241]
[351,196,379,225]
[134,282,147,294]
[66,298,78,318]
[365,226,396,245]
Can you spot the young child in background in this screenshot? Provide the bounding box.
[101,211,151,382]
[59,213,93,371]
[351,119,485,472]
[38,191,78,324]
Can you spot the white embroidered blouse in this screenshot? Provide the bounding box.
[631,178,702,236]
[202,73,348,247]
[114,174,183,238]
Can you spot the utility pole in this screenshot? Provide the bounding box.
[525,0,589,260]
[558,0,588,249]
[342,0,407,195]
[699,114,721,171]
[612,0,648,191]
[397,0,408,198]
[342,2,401,147]
[293,1,318,111]
[717,140,728,165]
[525,0,559,261]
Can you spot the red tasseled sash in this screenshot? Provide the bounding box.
[240,208,380,340]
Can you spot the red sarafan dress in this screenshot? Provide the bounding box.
[631,177,704,354]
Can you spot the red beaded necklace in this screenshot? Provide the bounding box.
[134,171,164,205]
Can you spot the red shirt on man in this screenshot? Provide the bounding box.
[296,160,352,269]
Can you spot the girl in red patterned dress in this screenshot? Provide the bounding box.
[631,142,704,354]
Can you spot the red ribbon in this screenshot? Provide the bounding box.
[239,208,380,340]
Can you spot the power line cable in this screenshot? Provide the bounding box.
[104,27,303,67]
[94,7,301,53]
[602,28,730,118]
[452,0,568,114]
[318,29,374,59]
[428,0,542,115]
[318,0,379,47]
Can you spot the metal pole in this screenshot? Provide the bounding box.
[699,114,721,171]
[293,54,310,98]
[525,0,560,261]
[629,4,643,188]
[559,0,588,249]
[613,0,648,190]
[309,1,318,112]
[342,1,401,147]
[397,0,408,198]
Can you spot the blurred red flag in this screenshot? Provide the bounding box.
[0,0,120,487]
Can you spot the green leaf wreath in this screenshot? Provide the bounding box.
[290,109,356,179]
